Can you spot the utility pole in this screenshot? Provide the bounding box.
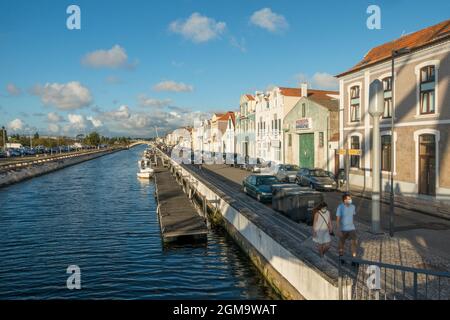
[369,79,384,234]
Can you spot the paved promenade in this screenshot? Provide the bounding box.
[200,164,450,299]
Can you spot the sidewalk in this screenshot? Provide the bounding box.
[343,184,450,220]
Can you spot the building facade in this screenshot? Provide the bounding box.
[337,19,450,201]
[236,94,257,160]
[283,86,339,172]
[255,87,302,163]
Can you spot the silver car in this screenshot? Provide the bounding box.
[295,168,337,191]
[273,164,300,183]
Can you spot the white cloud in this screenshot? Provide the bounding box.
[138,95,172,108]
[82,45,131,69]
[153,81,193,93]
[295,72,338,90]
[102,105,131,121]
[32,81,93,110]
[6,83,21,96]
[63,113,103,135]
[47,112,63,123]
[8,118,25,131]
[48,123,60,133]
[169,13,226,43]
[87,116,103,128]
[250,8,289,33]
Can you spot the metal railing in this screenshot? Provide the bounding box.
[338,256,450,300]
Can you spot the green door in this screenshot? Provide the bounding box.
[299,133,314,168]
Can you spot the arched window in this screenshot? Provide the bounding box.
[382,77,392,118]
[381,135,391,171]
[350,86,361,122]
[420,66,436,114]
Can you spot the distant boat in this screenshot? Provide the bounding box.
[137,158,154,179]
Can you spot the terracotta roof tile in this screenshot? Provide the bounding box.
[279,87,338,98]
[338,19,450,77]
[245,94,255,101]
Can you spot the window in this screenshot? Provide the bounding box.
[350,86,361,122]
[381,135,391,171]
[302,103,306,117]
[288,134,292,147]
[278,119,281,132]
[382,77,392,118]
[319,132,324,148]
[350,136,360,168]
[420,66,436,114]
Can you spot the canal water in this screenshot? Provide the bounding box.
[0,145,278,299]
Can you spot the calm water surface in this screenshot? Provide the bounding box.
[0,145,279,299]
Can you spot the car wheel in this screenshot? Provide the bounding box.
[295,178,300,185]
[310,182,315,190]
[256,193,261,201]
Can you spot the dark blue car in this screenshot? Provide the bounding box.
[242,174,280,202]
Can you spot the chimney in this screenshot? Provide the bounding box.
[301,83,308,97]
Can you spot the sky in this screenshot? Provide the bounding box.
[1,0,449,137]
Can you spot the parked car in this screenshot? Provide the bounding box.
[295,168,338,191]
[252,158,266,173]
[273,164,300,183]
[0,149,6,158]
[242,174,280,202]
[259,160,277,174]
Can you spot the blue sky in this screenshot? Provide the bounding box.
[1,0,449,137]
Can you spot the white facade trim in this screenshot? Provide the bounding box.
[347,132,363,169]
[364,71,371,177]
[339,79,344,169]
[344,119,450,130]
[346,81,362,125]
[413,128,440,190]
[414,59,441,117]
[380,130,398,175]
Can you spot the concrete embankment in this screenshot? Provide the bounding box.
[155,149,351,300]
[0,148,125,188]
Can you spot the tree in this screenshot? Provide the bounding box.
[84,132,101,146]
[0,127,7,148]
[34,132,40,140]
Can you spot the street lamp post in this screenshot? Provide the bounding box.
[390,47,411,237]
[1,126,6,149]
[369,79,384,234]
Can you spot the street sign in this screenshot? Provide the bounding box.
[337,149,361,156]
[348,149,362,156]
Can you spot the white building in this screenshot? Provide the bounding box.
[236,94,257,161]
[221,112,236,156]
[255,86,302,163]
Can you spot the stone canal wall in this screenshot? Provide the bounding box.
[0,148,125,188]
[160,151,350,300]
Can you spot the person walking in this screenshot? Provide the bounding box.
[312,202,333,258]
[336,194,358,265]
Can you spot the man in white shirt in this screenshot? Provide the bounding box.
[336,194,358,265]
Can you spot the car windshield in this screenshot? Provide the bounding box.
[283,165,299,171]
[310,169,329,177]
[257,176,279,185]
